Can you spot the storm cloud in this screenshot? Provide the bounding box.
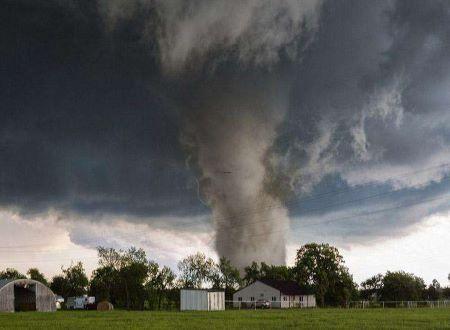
[0,0,449,266]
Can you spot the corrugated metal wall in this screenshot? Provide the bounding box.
[180,290,225,311]
[0,280,56,313]
[36,282,56,312]
[180,290,208,310]
[207,291,225,311]
[0,284,14,312]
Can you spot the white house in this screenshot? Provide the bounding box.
[233,280,316,308]
[180,289,225,311]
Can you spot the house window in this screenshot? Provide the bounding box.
[260,293,264,297]
[238,297,242,301]
[271,296,277,301]
[250,297,255,301]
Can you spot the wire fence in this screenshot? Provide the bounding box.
[224,300,317,310]
[348,300,450,309]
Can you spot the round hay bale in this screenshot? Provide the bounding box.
[97,301,114,311]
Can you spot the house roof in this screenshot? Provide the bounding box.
[259,279,306,296]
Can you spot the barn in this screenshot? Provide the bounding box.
[0,279,56,312]
[233,280,316,308]
[180,289,225,311]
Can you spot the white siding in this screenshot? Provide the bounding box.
[233,281,280,308]
[180,290,225,311]
[304,295,316,308]
[233,281,317,309]
[180,290,208,311]
[281,294,316,308]
[207,291,225,311]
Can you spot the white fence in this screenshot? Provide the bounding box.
[225,300,316,309]
[348,300,450,309]
[224,300,450,310]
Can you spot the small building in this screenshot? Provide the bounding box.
[180,289,225,311]
[0,279,56,312]
[233,280,316,308]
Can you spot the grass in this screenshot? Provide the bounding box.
[0,308,449,329]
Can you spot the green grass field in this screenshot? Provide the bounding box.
[0,308,449,329]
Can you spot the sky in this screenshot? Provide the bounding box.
[0,0,449,285]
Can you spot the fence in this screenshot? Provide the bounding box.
[348,300,450,309]
[224,300,316,310]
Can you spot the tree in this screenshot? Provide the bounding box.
[294,243,357,306]
[243,262,261,285]
[442,286,450,299]
[259,263,293,281]
[209,257,241,299]
[243,261,294,286]
[425,279,442,301]
[118,247,149,310]
[146,262,176,310]
[0,268,26,280]
[178,252,215,288]
[89,265,119,303]
[380,271,425,301]
[94,246,149,310]
[50,275,69,298]
[62,262,89,297]
[27,268,48,286]
[360,274,384,300]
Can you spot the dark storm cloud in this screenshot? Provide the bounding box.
[0,0,449,250]
[274,0,450,194]
[0,0,204,217]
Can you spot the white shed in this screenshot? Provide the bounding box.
[180,289,225,311]
[233,280,316,308]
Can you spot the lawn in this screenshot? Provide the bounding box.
[0,308,449,329]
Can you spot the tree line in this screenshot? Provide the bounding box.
[1,243,449,309]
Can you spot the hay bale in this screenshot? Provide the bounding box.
[97,301,114,311]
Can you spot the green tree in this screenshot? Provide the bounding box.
[425,279,442,301]
[27,268,48,286]
[442,286,450,299]
[62,262,89,297]
[243,262,261,285]
[260,263,293,281]
[146,262,176,309]
[0,268,26,280]
[50,275,69,298]
[93,246,149,310]
[89,265,119,303]
[360,274,384,300]
[380,271,425,301]
[178,252,215,288]
[294,243,357,306]
[209,257,241,299]
[243,262,293,285]
[118,247,149,310]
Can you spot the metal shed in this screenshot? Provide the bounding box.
[180,289,225,311]
[0,279,56,312]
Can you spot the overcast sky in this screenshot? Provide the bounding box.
[0,0,449,285]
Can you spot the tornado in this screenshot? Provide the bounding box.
[181,78,290,268]
[100,0,321,268]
